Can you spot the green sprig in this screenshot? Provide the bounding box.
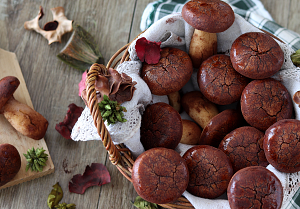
[23,147,48,172]
[98,95,127,125]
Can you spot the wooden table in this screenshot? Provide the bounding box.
[0,0,299,208]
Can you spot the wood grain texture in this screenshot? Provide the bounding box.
[260,0,290,28]
[0,49,54,190]
[0,0,299,208]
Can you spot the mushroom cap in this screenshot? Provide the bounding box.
[182,0,235,33]
[0,76,20,110]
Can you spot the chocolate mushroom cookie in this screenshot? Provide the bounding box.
[198,54,250,105]
[219,126,268,172]
[132,147,189,204]
[182,145,233,199]
[264,119,300,173]
[199,109,244,147]
[240,78,293,131]
[141,47,193,95]
[228,166,283,209]
[140,102,182,150]
[230,32,284,79]
[0,143,21,187]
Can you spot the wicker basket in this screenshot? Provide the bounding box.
[85,42,194,209]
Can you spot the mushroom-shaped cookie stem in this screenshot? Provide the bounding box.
[182,0,235,68]
[0,76,48,140]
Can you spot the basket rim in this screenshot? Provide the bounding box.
[86,43,194,208]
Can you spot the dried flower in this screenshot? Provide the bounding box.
[54,203,76,209]
[78,70,87,96]
[132,196,158,209]
[135,37,161,64]
[57,24,104,71]
[47,182,63,209]
[23,147,48,172]
[81,64,137,105]
[99,95,127,125]
[24,6,73,45]
[291,49,300,67]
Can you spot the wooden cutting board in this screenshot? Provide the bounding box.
[0,48,54,189]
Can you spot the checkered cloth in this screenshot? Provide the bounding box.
[285,186,300,209]
[140,0,300,51]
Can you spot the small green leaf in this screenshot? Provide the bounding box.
[104,104,111,110]
[47,182,63,209]
[25,164,30,172]
[133,196,158,209]
[102,110,112,117]
[116,112,123,122]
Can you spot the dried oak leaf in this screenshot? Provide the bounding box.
[135,37,161,64]
[55,103,84,139]
[81,64,137,105]
[69,163,110,194]
[24,6,73,45]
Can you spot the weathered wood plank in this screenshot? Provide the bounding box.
[0,48,54,190]
[1,0,300,208]
[288,0,300,34]
[129,0,154,41]
[0,0,136,209]
[260,0,291,28]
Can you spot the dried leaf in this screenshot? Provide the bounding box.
[57,24,104,71]
[24,6,73,45]
[135,37,161,64]
[47,182,63,209]
[133,196,158,209]
[69,163,110,194]
[55,103,84,139]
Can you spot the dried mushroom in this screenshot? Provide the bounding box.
[24,6,73,45]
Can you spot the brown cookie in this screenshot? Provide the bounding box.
[181,0,235,33]
[198,54,250,105]
[140,102,182,150]
[219,126,268,172]
[230,32,284,79]
[264,119,300,173]
[240,78,293,131]
[182,145,233,199]
[0,143,21,187]
[228,166,283,209]
[141,47,193,95]
[132,147,189,204]
[199,109,244,147]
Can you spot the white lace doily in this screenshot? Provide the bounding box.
[71,12,300,208]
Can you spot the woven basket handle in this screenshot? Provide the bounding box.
[86,63,120,165]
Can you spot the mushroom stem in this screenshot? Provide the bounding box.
[0,76,48,140]
[1,97,48,140]
[189,29,217,68]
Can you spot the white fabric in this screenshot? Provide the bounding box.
[71,61,152,157]
[72,12,300,208]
